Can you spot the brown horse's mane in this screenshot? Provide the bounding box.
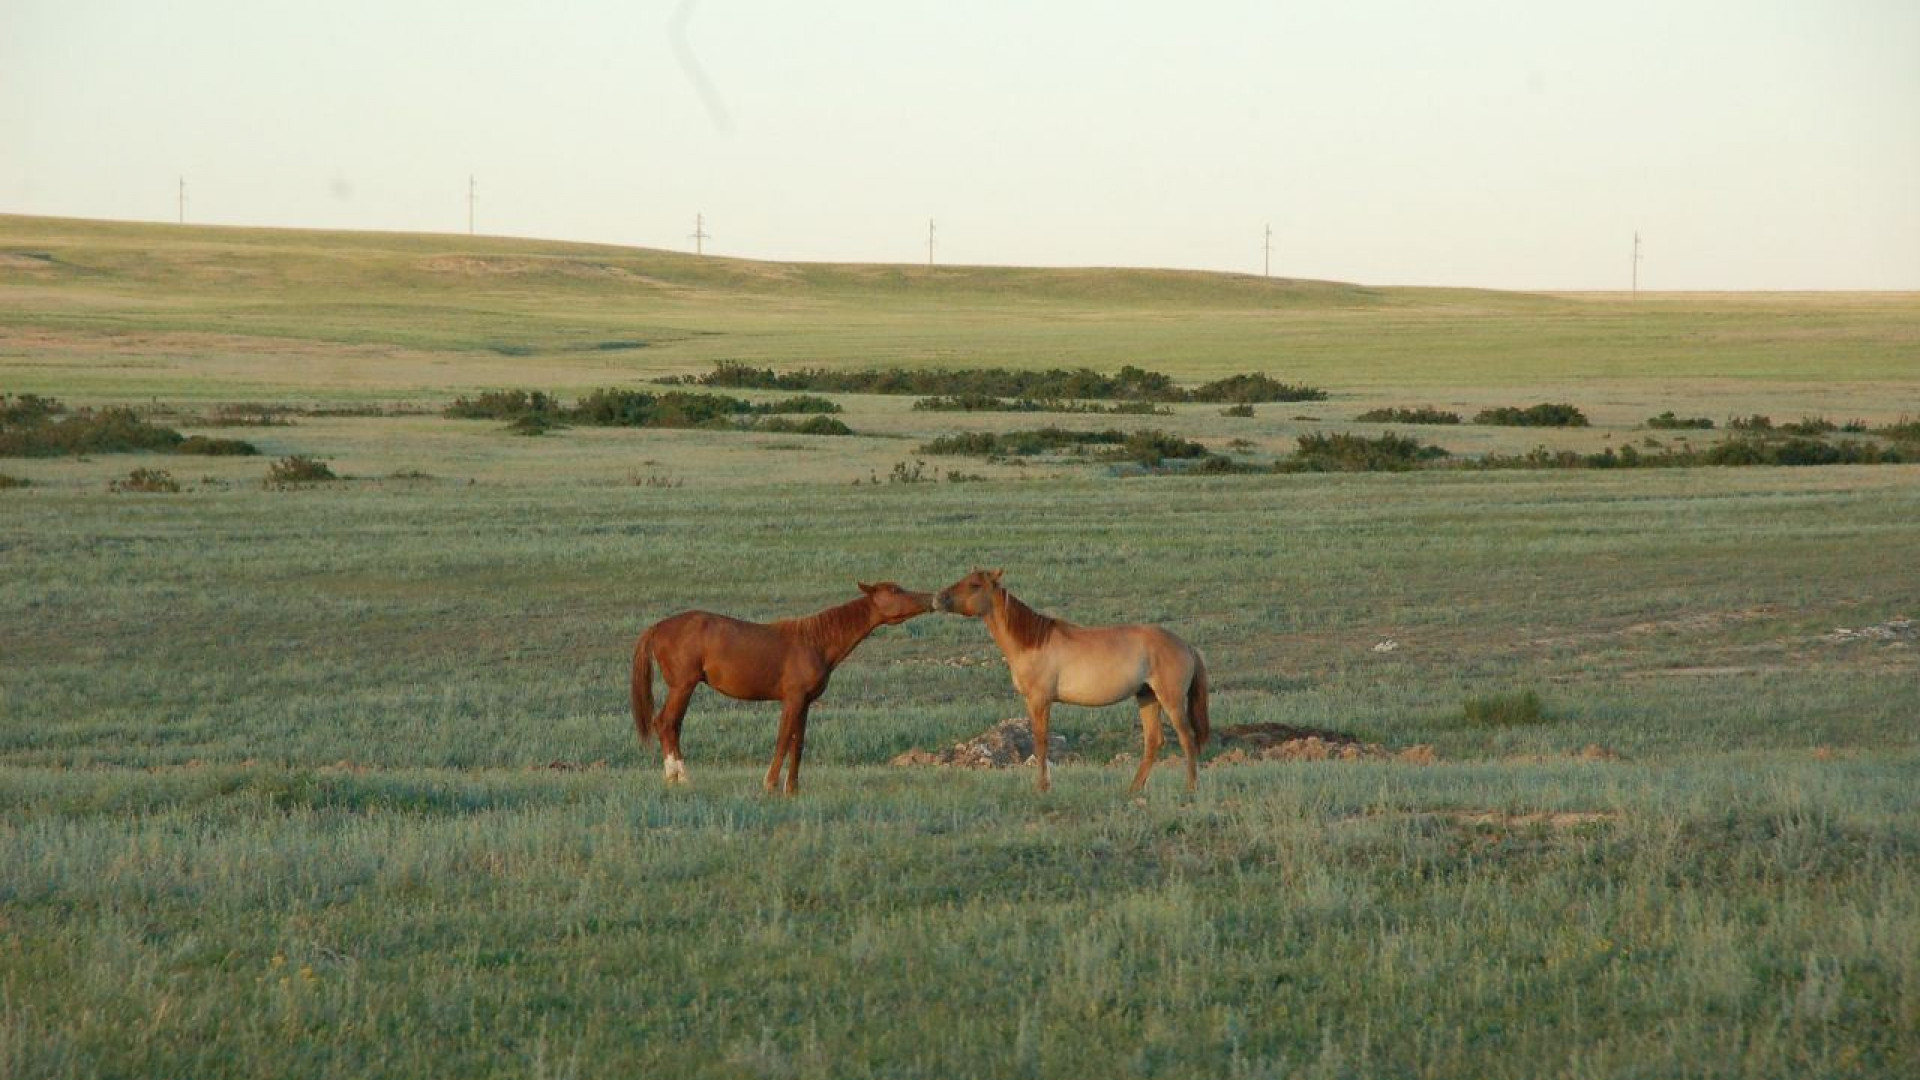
[777,594,877,651]
[995,588,1056,650]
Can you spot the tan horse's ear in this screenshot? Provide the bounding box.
[988,568,1004,583]
[857,581,877,594]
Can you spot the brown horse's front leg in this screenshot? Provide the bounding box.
[782,700,813,796]
[658,684,696,785]
[1026,696,1053,793]
[765,700,803,793]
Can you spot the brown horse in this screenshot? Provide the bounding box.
[632,582,934,793]
[936,569,1209,793]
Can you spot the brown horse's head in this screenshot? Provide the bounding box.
[934,568,1003,617]
[859,581,937,624]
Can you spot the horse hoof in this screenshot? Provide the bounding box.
[663,756,690,785]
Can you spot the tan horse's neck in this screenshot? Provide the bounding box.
[986,587,1056,657]
[781,595,886,665]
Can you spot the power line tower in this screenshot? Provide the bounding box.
[468,175,477,235]
[927,218,935,267]
[1264,223,1273,278]
[1632,231,1642,299]
[177,177,186,225]
[690,213,710,255]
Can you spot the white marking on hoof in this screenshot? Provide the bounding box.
[663,756,690,785]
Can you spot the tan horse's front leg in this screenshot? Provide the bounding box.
[1026,695,1053,793]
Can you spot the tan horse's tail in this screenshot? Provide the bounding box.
[631,627,656,744]
[1188,650,1211,748]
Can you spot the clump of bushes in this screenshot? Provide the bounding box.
[1781,416,1837,437]
[912,394,1169,415]
[1281,431,1449,472]
[1473,403,1589,427]
[1646,411,1714,430]
[266,456,338,487]
[917,426,1207,464]
[0,403,185,456]
[177,436,258,455]
[0,472,32,489]
[1220,404,1256,418]
[681,362,1324,403]
[1356,406,1461,425]
[1876,417,1920,442]
[445,387,846,434]
[753,415,853,436]
[109,467,181,493]
[1461,690,1549,727]
[1726,414,1773,432]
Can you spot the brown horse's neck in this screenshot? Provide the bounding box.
[987,588,1055,655]
[782,595,885,665]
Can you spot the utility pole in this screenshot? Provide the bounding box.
[177,177,187,225]
[690,213,710,255]
[927,218,935,268]
[1264,223,1273,278]
[468,175,476,235]
[1632,231,1642,299]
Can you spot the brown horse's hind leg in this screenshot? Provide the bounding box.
[658,683,696,784]
[1129,693,1164,795]
[1158,681,1200,793]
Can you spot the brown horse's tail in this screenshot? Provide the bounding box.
[631,627,656,744]
[1188,650,1210,748]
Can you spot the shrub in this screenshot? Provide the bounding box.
[109,467,180,493]
[1461,690,1548,727]
[267,455,337,486]
[507,413,562,436]
[1473,403,1589,427]
[1876,416,1920,442]
[1099,429,1209,466]
[177,436,258,456]
[1782,416,1836,437]
[1285,431,1448,472]
[0,472,29,489]
[760,395,842,415]
[1187,373,1326,403]
[444,389,565,420]
[688,363,1319,403]
[1221,404,1256,418]
[1,393,64,427]
[1646,411,1714,430]
[1356,406,1461,424]
[1726,414,1773,432]
[0,406,185,457]
[753,415,853,436]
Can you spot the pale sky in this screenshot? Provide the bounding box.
[3,0,1917,290]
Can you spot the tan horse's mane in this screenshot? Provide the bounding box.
[779,594,876,651]
[996,588,1056,650]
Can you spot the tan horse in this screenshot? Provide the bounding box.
[935,570,1209,793]
[632,582,934,794]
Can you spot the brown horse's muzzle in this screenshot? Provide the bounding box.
[933,591,953,613]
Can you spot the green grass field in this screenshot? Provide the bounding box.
[3,215,1918,1078]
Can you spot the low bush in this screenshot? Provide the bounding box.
[1283,431,1448,472]
[444,389,565,421]
[0,472,30,489]
[1,393,64,426]
[1876,416,1920,442]
[1726,414,1773,432]
[109,467,180,494]
[684,362,1322,403]
[1781,416,1837,437]
[1473,403,1589,427]
[753,415,853,436]
[177,436,258,456]
[1220,404,1256,418]
[1461,690,1549,727]
[266,456,337,487]
[1356,406,1461,424]
[912,395,1167,415]
[1645,411,1714,430]
[0,405,185,457]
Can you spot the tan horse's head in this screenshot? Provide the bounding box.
[859,581,937,624]
[934,569,1003,617]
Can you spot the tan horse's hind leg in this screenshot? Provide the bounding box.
[1130,693,1164,794]
[1157,677,1200,793]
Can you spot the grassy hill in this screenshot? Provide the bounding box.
[6,214,1918,402]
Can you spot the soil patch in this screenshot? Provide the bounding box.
[1206,722,1437,766]
[889,718,1071,769]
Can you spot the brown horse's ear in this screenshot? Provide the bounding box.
[988,568,1004,583]
[857,581,877,594]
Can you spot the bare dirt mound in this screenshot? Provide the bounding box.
[1206,722,1437,766]
[889,719,1071,769]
